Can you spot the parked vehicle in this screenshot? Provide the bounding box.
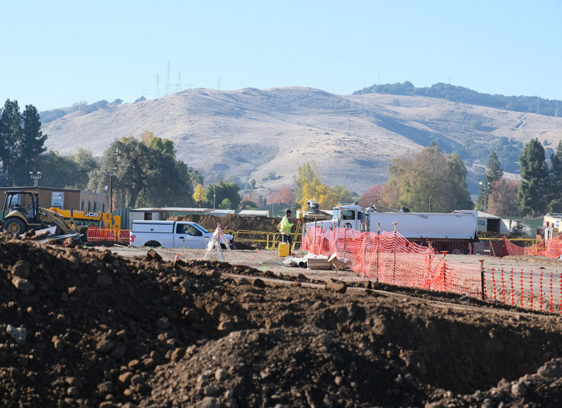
[305,204,478,253]
[0,191,74,235]
[129,220,234,249]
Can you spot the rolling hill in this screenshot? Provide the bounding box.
[40,87,562,195]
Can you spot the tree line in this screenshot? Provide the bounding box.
[355,81,562,117]
[478,139,562,217]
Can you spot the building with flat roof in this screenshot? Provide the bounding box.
[0,186,107,212]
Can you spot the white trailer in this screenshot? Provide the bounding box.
[305,205,478,253]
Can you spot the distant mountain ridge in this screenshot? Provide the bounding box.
[40,87,562,195]
[355,82,562,117]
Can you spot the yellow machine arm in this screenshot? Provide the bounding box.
[47,207,121,232]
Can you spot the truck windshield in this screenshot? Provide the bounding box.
[195,224,209,233]
[332,208,340,220]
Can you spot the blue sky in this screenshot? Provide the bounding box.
[1,0,561,110]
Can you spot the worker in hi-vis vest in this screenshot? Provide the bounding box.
[278,209,294,248]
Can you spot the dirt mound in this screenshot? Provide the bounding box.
[169,214,282,232]
[1,236,562,407]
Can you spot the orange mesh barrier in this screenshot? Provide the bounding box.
[87,227,130,243]
[302,226,483,298]
[503,236,562,259]
[302,226,562,314]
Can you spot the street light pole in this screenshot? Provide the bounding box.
[213,185,216,209]
[479,181,489,213]
[29,171,42,187]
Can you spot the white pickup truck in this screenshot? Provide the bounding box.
[129,220,234,249]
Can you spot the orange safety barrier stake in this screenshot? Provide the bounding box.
[530,270,534,311]
[501,268,506,305]
[549,272,554,314]
[520,270,524,308]
[491,268,497,302]
[441,251,448,291]
[510,268,515,306]
[558,275,562,314]
[479,260,486,300]
[539,269,544,312]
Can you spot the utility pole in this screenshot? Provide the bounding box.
[105,171,117,213]
[213,185,216,209]
[105,147,121,213]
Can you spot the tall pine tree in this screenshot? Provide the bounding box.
[477,151,503,211]
[548,141,562,212]
[17,104,47,184]
[0,100,23,186]
[517,138,549,216]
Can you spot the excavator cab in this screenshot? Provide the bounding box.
[1,191,40,235]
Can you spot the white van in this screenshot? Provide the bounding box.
[129,220,234,249]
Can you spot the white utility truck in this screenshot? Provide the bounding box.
[305,204,478,253]
[129,220,234,249]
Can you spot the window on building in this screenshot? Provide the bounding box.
[102,203,105,212]
[94,202,97,212]
[81,201,84,211]
[144,212,152,220]
[88,202,91,211]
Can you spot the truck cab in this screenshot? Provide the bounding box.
[331,204,364,231]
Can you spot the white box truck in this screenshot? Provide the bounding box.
[305,204,478,253]
[129,220,234,249]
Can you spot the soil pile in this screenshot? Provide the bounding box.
[169,214,282,233]
[1,236,562,407]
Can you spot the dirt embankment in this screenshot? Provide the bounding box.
[0,235,561,407]
[169,214,282,232]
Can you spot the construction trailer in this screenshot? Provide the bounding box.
[304,204,478,254]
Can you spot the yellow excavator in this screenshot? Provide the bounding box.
[1,191,75,235]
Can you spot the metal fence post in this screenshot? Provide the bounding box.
[479,259,486,300]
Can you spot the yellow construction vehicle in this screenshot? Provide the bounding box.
[1,191,75,235]
[47,207,121,235]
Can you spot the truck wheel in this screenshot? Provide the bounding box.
[145,241,161,247]
[4,218,27,235]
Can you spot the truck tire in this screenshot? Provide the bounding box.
[144,241,161,247]
[4,218,27,235]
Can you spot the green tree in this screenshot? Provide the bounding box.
[219,198,232,209]
[206,181,241,209]
[477,151,503,211]
[16,104,47,184]
[0,100,23,185]
[548,141,562,212]
[387,145,473,212]
[240,200,258,210]
[517,138,549,216]
[36,150,99,189]
[88,137,200,208]
[72,149,99,189]
[37,151,81,188]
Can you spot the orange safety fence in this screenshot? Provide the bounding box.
[302,226,562,314]
[87,227,130,243]
[503,235,562,259]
